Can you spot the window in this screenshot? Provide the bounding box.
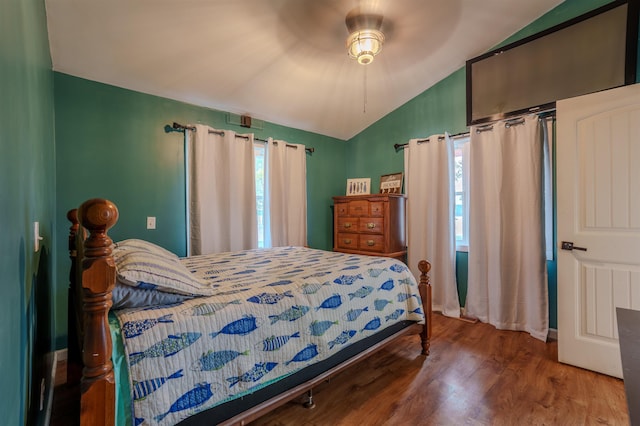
[254,143,266,248]
[452,121,553,259]
[454,136,470,251]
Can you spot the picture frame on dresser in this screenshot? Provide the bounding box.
[379,173,403,194]
[346,177,371,196]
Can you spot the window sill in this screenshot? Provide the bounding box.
[456,244,468,253]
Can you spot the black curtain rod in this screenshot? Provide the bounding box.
[168,122,314,154]
[393,109,557,151]
[393,131,470,152]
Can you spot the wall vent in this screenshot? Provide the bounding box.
[226,113,264,130]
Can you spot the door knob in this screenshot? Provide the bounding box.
[561,241,587,252]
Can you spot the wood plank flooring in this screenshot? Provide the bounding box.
[51,314,629,425]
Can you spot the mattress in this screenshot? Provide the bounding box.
[110,247,424,425]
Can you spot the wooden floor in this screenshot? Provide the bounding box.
[51,314,629,425]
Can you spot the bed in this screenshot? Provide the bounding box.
[66,198,432,425]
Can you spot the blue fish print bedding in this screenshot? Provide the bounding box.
[114,247,424,425]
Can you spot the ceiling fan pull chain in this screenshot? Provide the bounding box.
[363,66,367,114]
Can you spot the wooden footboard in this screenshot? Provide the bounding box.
[67,198,432,425]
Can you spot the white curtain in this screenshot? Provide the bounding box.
[405,134,461,318]
[188,124,258,254]
[264,139,307,247]
[466,115,549,341]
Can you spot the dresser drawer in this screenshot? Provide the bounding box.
[337,233,359,250]
[358,217,384,234]
[370,202,384,217]
[348,200,369,216]
[358,234,385,252]
[337,217,357,232]
[335,203,349,216]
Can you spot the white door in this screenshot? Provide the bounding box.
[557,83,640,378]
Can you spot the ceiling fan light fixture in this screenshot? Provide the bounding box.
[346,29,384,65]
[345,11,385,65]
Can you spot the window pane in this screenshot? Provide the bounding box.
[454,137,470,249]
[454,147,463,193]
[254,144,266,248]
[455,193,463,241]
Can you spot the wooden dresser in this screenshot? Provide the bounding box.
[333,194,407,262]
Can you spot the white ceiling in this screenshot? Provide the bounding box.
[45,0,563,140]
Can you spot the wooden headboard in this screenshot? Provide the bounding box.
[67,198,119,426]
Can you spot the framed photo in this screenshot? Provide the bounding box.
[379,173,404,194]
[346,178,371,196]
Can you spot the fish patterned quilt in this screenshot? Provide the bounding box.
[113,246,424,425]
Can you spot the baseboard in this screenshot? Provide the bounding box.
[54,349,68,386]
[459,309,558,341]
[457,307,478,323]
[55,348,68,361]
[42,351,57,425]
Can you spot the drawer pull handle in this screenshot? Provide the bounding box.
[367,223,376,229]
[343,223,352,229]
[344,239,352,244]
[366,240,375,246]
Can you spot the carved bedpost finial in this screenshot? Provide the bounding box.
[67,208,79,230]
[68,208,79,258]
[76,198,118,426]
[78,198,119,257]
[418,260,431,276]
[417,260,432,356]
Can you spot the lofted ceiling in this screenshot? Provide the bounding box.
[45,0,563,140]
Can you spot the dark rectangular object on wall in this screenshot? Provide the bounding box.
[466,0,639,125]
[616,307,640,426]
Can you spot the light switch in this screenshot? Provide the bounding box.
[147,216,156,230]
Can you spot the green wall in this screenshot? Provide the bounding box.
[0,0,56,423]
[53,74,347,346]
[346,0,627,329]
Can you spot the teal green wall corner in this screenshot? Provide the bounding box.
[0,0,56,423]
[347,0,631,331]
[455,252,469,306]
[53,73,347,347]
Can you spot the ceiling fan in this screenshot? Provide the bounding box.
[274,0,459,69]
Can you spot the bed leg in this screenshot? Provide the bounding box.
[303,389,316,409]
[418,260,432,356]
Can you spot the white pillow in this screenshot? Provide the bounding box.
[113,244,212,296]
[114,239,179,260]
